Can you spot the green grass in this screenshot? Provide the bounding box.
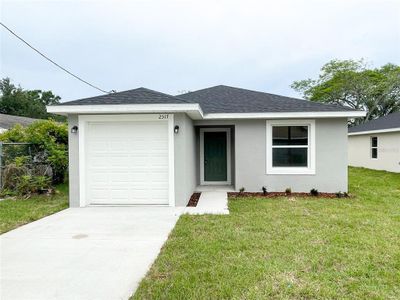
[0,183,69,234]
[133,167,400,299]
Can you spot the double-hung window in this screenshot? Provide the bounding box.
[371,137,378,159]
[266,120,315,174]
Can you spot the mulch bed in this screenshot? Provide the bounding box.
[187,192,201,207]
[228,192,349,199]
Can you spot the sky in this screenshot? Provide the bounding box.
[1,0,399,102]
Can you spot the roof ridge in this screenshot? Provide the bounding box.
[59,87,191,105]
[178,84,308,102]
[178,84,356,111]
[137,87,193,103]
[0,113,39,121]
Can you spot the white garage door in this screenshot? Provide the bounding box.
[83,115,171,205]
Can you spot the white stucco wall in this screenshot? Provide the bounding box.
[67,114,349,207]
[67,115,80,207]
[348,132,400,173]
[194,118,349,193]
[174,113,197,206]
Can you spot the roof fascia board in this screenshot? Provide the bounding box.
[47,104,365,119]
[204,111,366,119]
[348,127,400,136]
[47,103,204,119]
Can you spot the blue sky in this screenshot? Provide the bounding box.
[1,0,399,102]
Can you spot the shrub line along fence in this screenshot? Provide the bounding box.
[0,120,68,196]
[0,141,33,189]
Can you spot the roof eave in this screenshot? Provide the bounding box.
[46,103,204,120]
[203,111,366,119]
[47,104,365,120]
[348,127,400,136]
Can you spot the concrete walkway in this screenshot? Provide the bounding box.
[184,191,229,215]
[0,207,180,300]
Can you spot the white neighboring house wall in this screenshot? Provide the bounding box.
[348,131,400,173]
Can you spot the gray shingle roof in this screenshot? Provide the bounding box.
[178,85,356,113]
[348,112,400,133]
[57,85,359,114]
[0,113,38,130]
[59,87,191,106]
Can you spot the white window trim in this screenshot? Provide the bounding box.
[78,114,175,207]
[266,119,316,175]
[199,128,231,185]
[370,136,378,160]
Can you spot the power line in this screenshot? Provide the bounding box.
[0,22,113,94]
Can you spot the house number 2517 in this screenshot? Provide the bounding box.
[158,114,169,119]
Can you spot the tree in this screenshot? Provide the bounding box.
[0,78,64,120]
[291,59,400,125]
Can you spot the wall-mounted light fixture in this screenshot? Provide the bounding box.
[174,125,180,134]
[71,126,78,133]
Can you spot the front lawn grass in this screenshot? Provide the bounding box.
[133,167,400,299]
[0,183,69,234]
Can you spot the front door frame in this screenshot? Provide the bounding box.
[200,128,231,185]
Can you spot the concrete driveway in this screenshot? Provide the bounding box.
[0,207,181,300]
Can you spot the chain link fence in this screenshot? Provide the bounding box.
[0,142,52,190]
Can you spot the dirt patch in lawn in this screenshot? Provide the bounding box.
[228,192,349,199]
[187,193,201,207]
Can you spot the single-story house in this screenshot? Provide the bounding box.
[47,85,365,207]
[348,112,400,173]
[0,113,38,133]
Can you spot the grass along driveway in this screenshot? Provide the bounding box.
[133,167,400,299]
[0,183,69,234]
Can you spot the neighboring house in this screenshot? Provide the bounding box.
[348,112,400,173]
[0,113,38,133]
[47,85,365,207]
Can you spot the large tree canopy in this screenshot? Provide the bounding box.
[0,78,63,120]
[291,59,400,125]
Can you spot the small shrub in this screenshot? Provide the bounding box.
[285,187,292,195]
[0,188,17,197]
[336,191,349,198]
[239,187,245,194]
[262,186,267,195]
[15,175,51,196]
[14,156,30,167]
[2,163,29,190]
[310,188,319,196]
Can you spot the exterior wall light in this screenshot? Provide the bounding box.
[71,126,78,133]
[174,125,179,134]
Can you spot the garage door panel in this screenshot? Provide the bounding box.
[110,188,130,200]
[85,118,170,205]
[90,188,110,200]
[88,156,108,167]
[150,157,168,167]
[109,173,131,183]
[149,190,169,200]
[149,172,169,182]
[91,173,108,183]
[108,156,130,168]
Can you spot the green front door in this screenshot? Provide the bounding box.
[204,131,227,182]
